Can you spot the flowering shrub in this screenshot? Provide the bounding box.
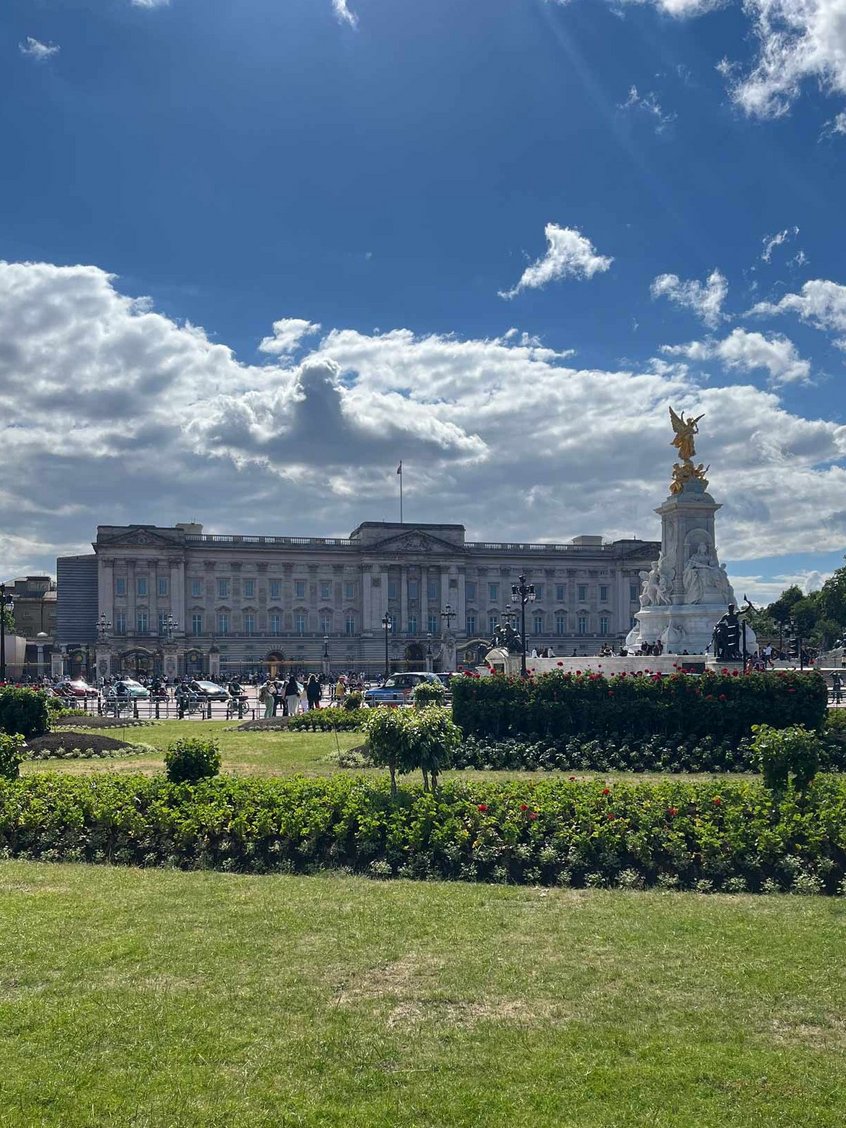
[287,707,367,732]
[1,773,844,893]
[451,669,828,744]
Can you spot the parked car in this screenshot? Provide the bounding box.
[107,678,151,699]
[187,679,230,702]
[55,678,98,698]
[363,671,444,707]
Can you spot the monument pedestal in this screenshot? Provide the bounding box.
[705,657,744,675]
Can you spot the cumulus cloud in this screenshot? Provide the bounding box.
[748,278,846,346]
[332,0,358,27]
[258,318,322,356]
[499,224,613,299]
[131,0,171,7]
[2,259,846,578]
[661,328,811,385]
[619,86,677,132]
[19,37,60,61]
[651,268,728,328]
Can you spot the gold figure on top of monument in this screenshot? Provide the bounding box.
[668,407,703,462]
[668,407,709,493]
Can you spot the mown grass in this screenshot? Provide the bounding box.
[24,719,755,784]
[0,861,844,1127]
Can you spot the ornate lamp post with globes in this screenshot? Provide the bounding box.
[382,612,392,682]
[511,574,535,677]
[0,584,15,682]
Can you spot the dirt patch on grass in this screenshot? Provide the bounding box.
[27,732,135,755]
[334,955,567,1030]
[770,1015,846,1049]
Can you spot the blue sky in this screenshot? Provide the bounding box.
[2,0,846,604]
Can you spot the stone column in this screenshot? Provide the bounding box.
[99,557,115,627]
[399,566,408,635]
[170,557,186,631]
[126,560,137,633]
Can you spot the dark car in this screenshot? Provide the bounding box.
[188,679,230,701]
[363,671,444,707]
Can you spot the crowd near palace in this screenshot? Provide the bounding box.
[28,521,661,683]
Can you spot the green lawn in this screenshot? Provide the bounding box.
[24,720,755,783]
[1,861,844,1127]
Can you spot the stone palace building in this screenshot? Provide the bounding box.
[56,521,658,680]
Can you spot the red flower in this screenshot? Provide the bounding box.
[667,807,678,817]
[528,811,538,821]
[575,669,582,675]
[719,694,727,701]
[731,670,739,677]
[556,661,563,666]
[520,803,529,811]
[477,803,488,812]
[608,691,614,697]
[712,796,722,806]
[607,813,615,821]
[601,787,611,796]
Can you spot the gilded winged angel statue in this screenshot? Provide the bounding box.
[669,407,703,463]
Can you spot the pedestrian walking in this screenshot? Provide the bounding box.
[306,674,321,710]
[284,674,301,718]
[832,672,843,705]
[259,680,274,719]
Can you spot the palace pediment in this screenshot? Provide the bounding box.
[368,529,465,555]
[96,526,177,549]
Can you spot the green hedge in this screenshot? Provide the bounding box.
[451,670,829,744]
[1,773,844,893]
[0,687,49,740]
[287,707,367,732]
[453,731,846,775]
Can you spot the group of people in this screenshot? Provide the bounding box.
[258,674,323,718]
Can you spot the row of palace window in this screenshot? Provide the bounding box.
[114,577,360,602]
[466,613,614,637]
[115,576,641,606]
[113,611,360,637]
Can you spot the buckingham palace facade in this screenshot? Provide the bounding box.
[56,521,659,680]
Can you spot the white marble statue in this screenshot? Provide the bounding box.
[683,542,727,604]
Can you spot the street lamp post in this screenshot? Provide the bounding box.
[426,632,433,672]
[0,584,15,683]
[440,605,456,671]
[322,634,330,679]
[382,613,392,681]
[511,574,536,677]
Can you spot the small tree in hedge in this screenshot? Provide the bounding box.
[412,680,446,708]
[0,733,25,780]
[164,737,221,784]
[365,708,412,797]
[751,723,820,793]
[0,687,49,740]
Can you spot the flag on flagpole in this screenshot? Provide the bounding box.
[396,461,402,475]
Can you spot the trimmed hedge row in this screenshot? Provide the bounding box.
[0,687,49,739]
[451,669,829,744]
[1,773,844,893]
[453,732,846,775]
[287,707,368,732]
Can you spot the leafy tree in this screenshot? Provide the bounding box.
[1,606,14,633]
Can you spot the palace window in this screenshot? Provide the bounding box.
[427,579,439,600]
[319,613,332,634]
[408,615,418,635]
[295,580,306,599]
[243,579,255,599]
[270,613,281,635]
[320,581,332,600]
[555,584,565,602]
[599,615,609,636]
[488,614,498,635]
[344,582,356,600]
[191,614,203,635]
[577,614,588,635]
[295,613,307,635]
[555,613,567,635]
[158,612,167,634]
[465,582,477,602]
[345,613,356,636]
[115,577,127,597]
[466,614,476,635]
[577,584,587,602]
[136,611,148,633]
[388,580,398,599]
[136,576,148,597]
[217,613,229,636]
[534,585,544,602]
[244,613,255,636]
[599,585,609,602]
[428,613,438,635]
[217,579,230,600]
[114,611,126,634]
[488,583,499,603]
[191,578,203,598]
[157,577,169,598]
[533,613,544,634]
[630,582,639,602]
[408,580,418,600]
[270,580,282,600]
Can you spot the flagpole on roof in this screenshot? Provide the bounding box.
[397,460,403,524]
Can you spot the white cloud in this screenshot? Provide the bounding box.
[662,328,811,385]
[499,224,613,299]
[131,0,171,7]
[258,319,322,356]
[748,278,846,346]
[822,110,846,135]
[650,268,728,328]
[2,259,846,579]
[332,0,358,27]
[619,86,677,132]
[761,226,799,262]
[19,37,60,61]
